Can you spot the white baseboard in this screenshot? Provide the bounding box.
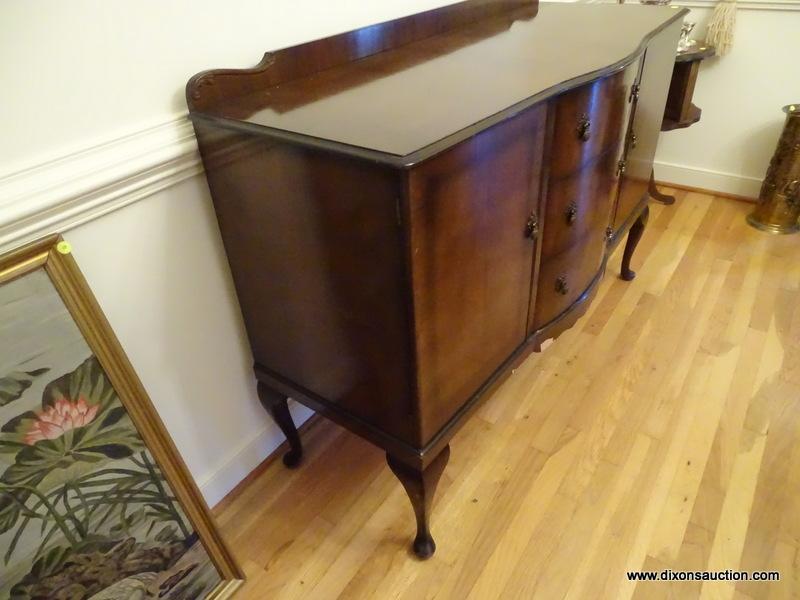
[200,401,314,508]
[653,160,761,199]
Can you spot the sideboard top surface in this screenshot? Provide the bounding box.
[191,3,685,164]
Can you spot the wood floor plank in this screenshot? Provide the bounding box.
[562,433,653,600]
[699,425,768,600]
[465,429,585,600]
[217,194,800,600]
[648,347,741,563]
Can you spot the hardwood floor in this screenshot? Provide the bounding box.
[214,191,800,599]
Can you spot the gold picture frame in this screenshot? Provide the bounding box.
[0,235,243,599]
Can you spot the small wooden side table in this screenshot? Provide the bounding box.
[650,44,716,204]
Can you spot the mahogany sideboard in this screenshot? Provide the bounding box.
[187,0,686,559]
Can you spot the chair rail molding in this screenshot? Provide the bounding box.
[0,115,203,253]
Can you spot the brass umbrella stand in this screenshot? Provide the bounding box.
[747,104,800,234]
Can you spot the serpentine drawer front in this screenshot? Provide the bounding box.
[532,149,618,329]
[549,72,628,178]
[187,0,685,560]
[540,149,619,260]
[533,235,606,328]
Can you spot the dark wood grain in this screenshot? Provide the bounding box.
[664,60,701,126]
[548,72,628,179]
[648,170,676,204]
[188,3,686,165]
[188,0,685,559]
[621,204,650,281]
[186,0,535,114]
[613,18,683,232]
[662,45,713,131]
[534,228,607,328]
[257,382,302,468]
[387,445,451,559]
[194,121,420,446]
[540,150,617,260]
[406,105,546,441]
[531,72,625,330]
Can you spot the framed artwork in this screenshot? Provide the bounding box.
[0,236,243,599]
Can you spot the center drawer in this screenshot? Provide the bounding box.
[533,240,605,329]
[540,149,617,260]
[549,72,627,178]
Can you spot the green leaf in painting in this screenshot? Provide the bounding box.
[0,411,37,455]
[72,425,143,457]
[155,524,178,542]
[76,444,134,460]
[0,368,50,406]
[0,469,47,534]
[0,491,23,534]
[0,410,37,434]
[41,357,115,411]
[99,406,126,428]
[0,356,143,494]
[28,545,73,580]
[1,425,143,498]
[9,441,73,479]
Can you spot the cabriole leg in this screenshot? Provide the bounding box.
[648,169,676,205]
[621,204,650,282]
[387,445,450,560]
[257,381,303,468]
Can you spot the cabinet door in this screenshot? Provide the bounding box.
[613,20,683,231]
[407,105,546,442]
[609,60,644,229]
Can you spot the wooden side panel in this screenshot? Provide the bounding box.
[194,123,419,445]
[407,105,546,442]
[613,18,683,230]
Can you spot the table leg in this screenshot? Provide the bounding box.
[649,169,676,205]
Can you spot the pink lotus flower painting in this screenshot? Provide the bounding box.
[23,396,99,445]
[0,268,226,600]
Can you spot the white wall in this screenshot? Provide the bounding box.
[66,175,316,507]
[653,4,800,197]
[538,1,800,197]
[0,0,460,507]
[0,0,796,506]
[0,0,457,177]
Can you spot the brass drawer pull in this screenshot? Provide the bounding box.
[555,275,569,295]
[577,114,591,142]
[525,212,539,239]
[565,202,578,225]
